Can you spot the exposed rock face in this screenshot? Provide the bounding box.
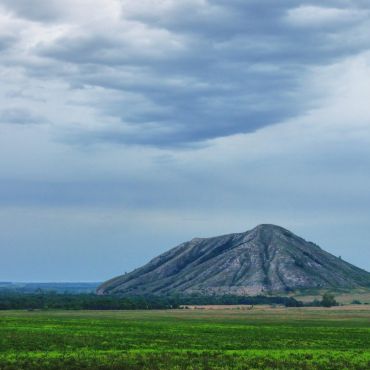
[98,224,370,296]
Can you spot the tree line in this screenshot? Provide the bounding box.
[0,291,339,310]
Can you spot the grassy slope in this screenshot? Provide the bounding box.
[0,307,369,369]
[292,288,370,304]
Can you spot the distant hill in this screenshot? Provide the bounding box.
[0,282,100,294]
[98,224,370,296]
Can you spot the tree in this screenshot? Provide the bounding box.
[321,293,338,307]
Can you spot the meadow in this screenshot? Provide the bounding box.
[0,306,369,369]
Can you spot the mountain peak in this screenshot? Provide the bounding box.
[251,223,292,234]
[254,223,282,229]
[98,225,370,296]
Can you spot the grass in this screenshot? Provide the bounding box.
[0,306,369,369]
[294,289,370,304]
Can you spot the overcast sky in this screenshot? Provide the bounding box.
[1,0,370,282]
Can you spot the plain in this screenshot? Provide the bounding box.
[0,306,370,369]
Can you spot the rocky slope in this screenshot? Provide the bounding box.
[98,224,370,296]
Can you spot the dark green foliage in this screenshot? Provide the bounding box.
[304,294,341,308]
[0,292,303,310]
[0,292,179,310]
[321,293,339,308]
[175,294,304,307]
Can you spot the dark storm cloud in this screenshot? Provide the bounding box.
[6,0,370,146]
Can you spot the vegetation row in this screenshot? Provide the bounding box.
[0,291,340,310]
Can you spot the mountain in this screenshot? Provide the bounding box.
[97,224,370,296]
[0,282,100,294]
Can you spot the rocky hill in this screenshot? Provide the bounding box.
[98,224,370,296]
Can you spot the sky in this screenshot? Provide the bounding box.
[0,0,370,282]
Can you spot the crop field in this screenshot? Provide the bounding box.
[0,306,369,369]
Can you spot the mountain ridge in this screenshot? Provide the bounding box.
[98,224,370,296]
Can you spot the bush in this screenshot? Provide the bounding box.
[321,293,338,308]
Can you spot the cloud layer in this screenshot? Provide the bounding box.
[0,1,370,280]
[1,0,369,146]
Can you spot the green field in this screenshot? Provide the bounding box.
[0,306,369,369]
